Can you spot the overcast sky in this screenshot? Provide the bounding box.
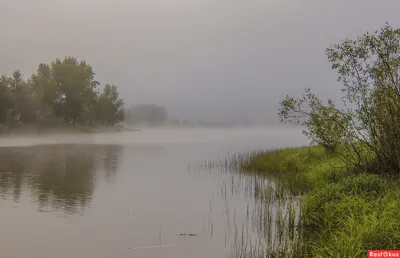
[1,0,400,122]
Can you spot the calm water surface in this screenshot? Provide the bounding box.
[0,127,306,258]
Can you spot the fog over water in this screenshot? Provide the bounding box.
[2,0,400,257]
[0,127,307,258]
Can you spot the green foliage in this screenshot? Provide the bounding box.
[235,23,400,258]
[326,23,400,173]
[303,173,400,257]
[279,90,351,153]
[96,84,125,125]
[49,57,100,124]
[0,75,13,123]
[0,71,37,126]
[264,23,400,257]
[0,57,126,130]
[279,23,400,174]
[242,147,400,258]
[241,146,346,194]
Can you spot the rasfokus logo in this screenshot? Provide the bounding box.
[369,250,400,257]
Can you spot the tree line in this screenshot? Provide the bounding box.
[279,23,400,174]
[125,104,168,126]
[0,57,125,129]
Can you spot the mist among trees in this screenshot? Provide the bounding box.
[125,104,168,126]
[0,57,125,131]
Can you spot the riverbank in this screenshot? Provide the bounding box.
[242,146,400,257]
[0,124,140,136]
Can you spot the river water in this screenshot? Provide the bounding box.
[0,127,306,258]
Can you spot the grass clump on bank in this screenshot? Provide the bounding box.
[241,146,346,195]
[242,146,400,257]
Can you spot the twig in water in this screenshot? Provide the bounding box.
[129,244,178,250]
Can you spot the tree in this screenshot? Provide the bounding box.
[0,57,126,130]
[279,23,400,173]
[0,71,37,125]
[30,63,60,117]
[50,57,100,124]
[279,89,351,153]
[126,104,168,126]
[0,75,13,124]
[96,84,125,125]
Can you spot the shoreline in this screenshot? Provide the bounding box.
[240,145,400,257]
[0,124,141,137]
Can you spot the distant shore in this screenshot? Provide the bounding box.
[0,124,141,137]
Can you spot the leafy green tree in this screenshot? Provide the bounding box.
[11,70,37,123]
[280,23,400,173]
[0,57,126,130]
[327,23,400,172]
[96,84,125,125]
[0,71,37,125]
[279,89,350,153]
[0,75,13,124]
[30,63,60,118]
[50,57,99,124]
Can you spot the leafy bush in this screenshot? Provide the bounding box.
[279,23,400,175]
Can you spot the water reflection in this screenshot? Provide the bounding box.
[189,157,301,258]
[0,144,124,215]
[101,145,124,183]
[0,128,306,258]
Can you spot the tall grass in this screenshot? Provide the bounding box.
[193,150,304,257]
[230,145,400,257]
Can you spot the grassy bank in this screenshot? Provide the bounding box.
[242,146,400,257]
[0,124,93,135]
[0,123,140,136]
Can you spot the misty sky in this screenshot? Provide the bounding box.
[1,0,400,122]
